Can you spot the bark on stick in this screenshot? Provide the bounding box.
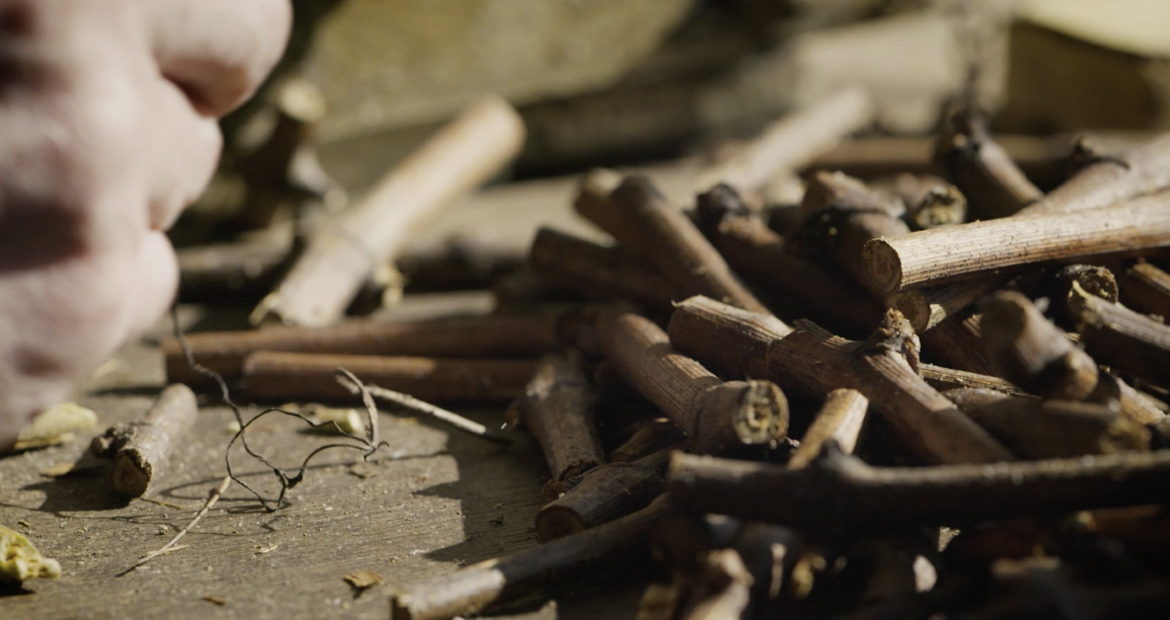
[535,448,673,542]
[933,109,1043,220]
[695,184,882,334]
[667,296,1014,464]
[243,352,535,404]
[528,227,680,311]
[580,307,789,455]
[1069,282,1170,391]
[390,496,671,620]
[254,96,525,326]
[864,193,1170,296]
[511,351,605,485]
[667,447,1170,531]
[574,173,768,313]
[162,314,558,385]
[787,388,868,470]
[90,384,198,497]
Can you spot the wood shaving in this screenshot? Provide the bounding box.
[343,570,384,590]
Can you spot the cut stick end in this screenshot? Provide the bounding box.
[113,451,151,497]
[535,505,587,543]
[862,239,904,297]
[695,381,789,454]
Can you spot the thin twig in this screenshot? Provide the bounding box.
[118,476,231,576]
[344,381,512,445]
[169,306,388,512]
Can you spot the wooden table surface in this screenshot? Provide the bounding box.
[0,163,700,619]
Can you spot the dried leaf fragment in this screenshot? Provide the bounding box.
[13,402,98,451]
[0,524,61,583]
[343,569,384,590]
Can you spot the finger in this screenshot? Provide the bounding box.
[124,230,179,339]
[144,0,292,117]
[143,78,222,230]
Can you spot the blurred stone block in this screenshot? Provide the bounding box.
[998,0,1170,132]
[304,0,694,142]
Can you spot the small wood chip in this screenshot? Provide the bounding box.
[343,570,384,590]
[202,595,226,606]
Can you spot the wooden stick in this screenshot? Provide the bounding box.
[943,388,1150,459]
[1025,130,1170,216]
[882,129,1170,323]
[1015,264,1119,330]
[696,87,874,193]
[918,363,1027,396]
[797,170,906,220]
[162,314,559,385]
[980,291,1164,424]
[787,388,868,470]
[1119,259,1170,320]
[667,296,1014,464]
[609,418,687,463]
[510,351,605,484]
[243,352,535,404]
[933,109,1043,220]
[667,446,1170,531]
[694,184,882,334]
[90,384,199,497]
[254,96,525,326]
[535,448,673,542]
[676,549,753,620]
[390,495,672,620]
[578,307,789,455]
[1068,282,1170,390]
[980,291,1098,400]
[789,171,911,294]
[864,192,1170,296]
[574,173,769,314]
[916,310,993,375]
[528,227,679,311]
[889,279,1006,333]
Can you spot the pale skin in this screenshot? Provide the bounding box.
[0,0,292,449]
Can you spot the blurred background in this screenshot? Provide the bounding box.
[174,0,1170,302]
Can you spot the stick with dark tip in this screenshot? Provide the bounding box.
[536,447,675,542]
[933,109,1043,220]
[695,183,882,334]
[788,171,910,295]
[574,172,769,314]
[1068,282,1170,391]
[528,227,680,312]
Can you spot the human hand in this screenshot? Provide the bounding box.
[0,0,291,449]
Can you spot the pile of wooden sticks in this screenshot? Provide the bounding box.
[170,90,1170,620]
